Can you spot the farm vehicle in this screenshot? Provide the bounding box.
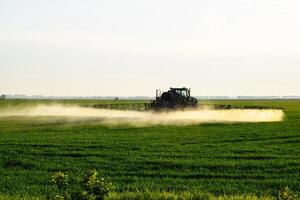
[89,87,282,111]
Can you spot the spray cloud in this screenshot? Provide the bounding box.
[0,104,284,126]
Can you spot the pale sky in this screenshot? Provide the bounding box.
[0,0,299,96]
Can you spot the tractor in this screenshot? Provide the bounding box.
[149,87,198,110]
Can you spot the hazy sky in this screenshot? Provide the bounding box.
[0,0,299,96]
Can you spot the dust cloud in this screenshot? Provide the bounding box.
[0,104,284,126]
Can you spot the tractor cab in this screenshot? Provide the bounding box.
[169,87,190,98]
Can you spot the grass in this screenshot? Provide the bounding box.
[0,99,299,199]
[0,192,274,200]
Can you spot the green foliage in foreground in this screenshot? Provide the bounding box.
[0,193,273,200]
[51,169,114,200]
[107,188,298,200]
[0,188,298,200]
[51,170,299,200]
[0,100,299,199]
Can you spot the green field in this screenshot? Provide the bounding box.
[0,99,299,199]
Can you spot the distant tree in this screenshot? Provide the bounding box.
[115,97,119,101]
[1,94,5,100]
